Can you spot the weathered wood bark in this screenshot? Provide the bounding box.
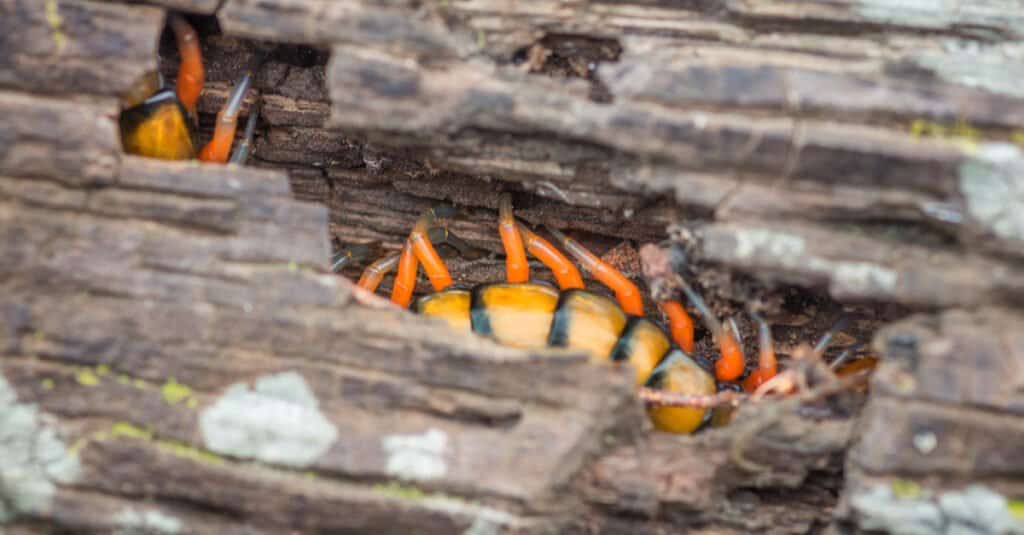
[2,0,1024,533]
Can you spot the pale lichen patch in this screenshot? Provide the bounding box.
[913,41,1024,99]
[702,226,900,298]
[832,263,899,296]
[423,496,520,534]
[0,374,80,522]
[959,143,1024,243]
[115,507,183,534]
[729,227,807,261]
[856,0,958,30]
[851,483,1024,535]
[382,428,450,481]
[199,371,338,467]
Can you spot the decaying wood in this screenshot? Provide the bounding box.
[839,309,1024,533]
[0,140,854,534]
[213,0,1024,309]
[0,0,163,99]
[2,0,1024,533]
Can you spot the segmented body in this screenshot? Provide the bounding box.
[120,88,199,160]
[118,14,259,164]
[416,283,717,434]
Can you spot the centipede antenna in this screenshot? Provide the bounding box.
[813,315,852,357]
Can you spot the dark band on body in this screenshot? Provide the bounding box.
[469,284,494,337]
[609,317,647,362]
[546,289,586,347]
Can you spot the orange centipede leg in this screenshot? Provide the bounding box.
[357,254,400,293]
[677,282,745,381]
[390,242,418,307]
[548,228,644,316]
[658,301,694,353]
[498,194,530,283]
[198,70,256,163]
[742,313,777,392]
[517,223,584,290]
[717,323,745,382]
[408,210,453,292]
[168,15,204,116]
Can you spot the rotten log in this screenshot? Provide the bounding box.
[2,0,1024,533]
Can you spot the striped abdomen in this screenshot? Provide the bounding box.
[415,282,716,433]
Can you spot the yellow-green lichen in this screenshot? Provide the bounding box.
[1012,132,1024,147]
[75,368,100,387]
[33,329,45,341]
[68,431,108,456]
[108,422,224,465]
[1009,499,1024,519]
[374,482,427,501]
[158,440,225,465]
[44,0,67,55]
[96,364,110,376]
[118,375,132,385]
[891,479,923,499]
[133,378,148,389]
[161,378,193,406]
[111,422,154,440]
[909,119,981,149]
[186,398,199,409]
[41,378,54,391]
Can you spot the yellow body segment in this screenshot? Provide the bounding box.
[416,290,471,333]
[551,291,628,361]
[474,283,559,349]
[615,320,672,386]
[646,352,717,434]
[119,92,196,160]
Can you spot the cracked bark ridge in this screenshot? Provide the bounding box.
[4,0,1024,533]
[217,0,1024,308]
[0,0,164,98]
[0,139,641,531]
[837,308,1024,533]
[0,96,849,533]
